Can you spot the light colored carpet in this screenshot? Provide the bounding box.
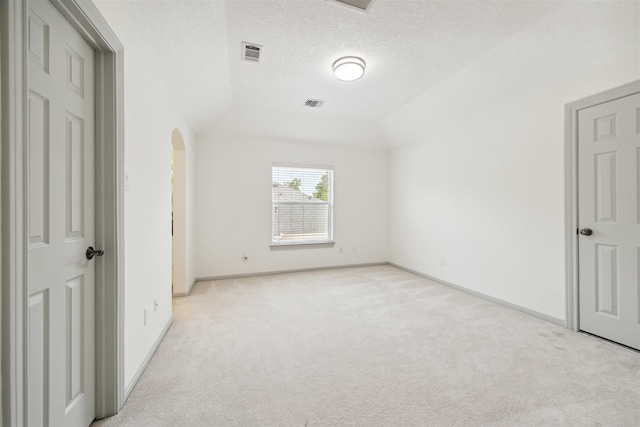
[93,265,640,426]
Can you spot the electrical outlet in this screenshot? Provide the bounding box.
[154,298,158,314]
[144,307,148,325]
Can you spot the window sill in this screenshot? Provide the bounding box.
[270,241,335,251]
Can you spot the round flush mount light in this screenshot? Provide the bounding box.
[332,56,366,82]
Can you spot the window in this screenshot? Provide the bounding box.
[272,164,334,246]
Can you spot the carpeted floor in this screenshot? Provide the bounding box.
[93,265,640,426]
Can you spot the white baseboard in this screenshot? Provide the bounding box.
[173,279,196,298]
[388,262,566,327]
[195,262,388,283]
[123,316,174,402]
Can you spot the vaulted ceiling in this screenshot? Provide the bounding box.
[116,0,563,147]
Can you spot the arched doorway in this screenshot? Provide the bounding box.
[171,129,187,295]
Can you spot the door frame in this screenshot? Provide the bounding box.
[1,0,125,424]
[564,79,640,332]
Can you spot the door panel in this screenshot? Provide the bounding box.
[594,151,617,222]
[27,1,96,425]
[66,111,85,240]
[65,275,85,409]
[595,243,617,316]
[578,93,640,350]
[28,291,49,426]
[27,91,51,246]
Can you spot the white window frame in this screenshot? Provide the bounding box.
[271,163,335,248]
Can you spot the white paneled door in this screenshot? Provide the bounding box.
[578,93,640,350]
[27,0,96,425]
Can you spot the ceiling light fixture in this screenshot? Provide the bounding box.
[332,56,366,81]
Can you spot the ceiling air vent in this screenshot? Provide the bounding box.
[327,0,376,13]
[304,99,325,108]
[242,42,262,63]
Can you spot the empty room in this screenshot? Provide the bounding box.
[1,0,640,425]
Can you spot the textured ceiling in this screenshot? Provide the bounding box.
[113,0,564,147]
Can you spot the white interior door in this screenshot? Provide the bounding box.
[578,92,640,350]
[27,0,96,425]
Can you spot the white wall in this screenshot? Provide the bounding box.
[186,134,197,292]
[170,131,198,297]
[94,2,197,388]
[194,133,388,278]
[382,1,640,322]
[170,130,198,295]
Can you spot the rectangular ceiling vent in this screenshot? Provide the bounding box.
[304,99,325,108]
[242,42,262,63]
[327,0,376,13]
